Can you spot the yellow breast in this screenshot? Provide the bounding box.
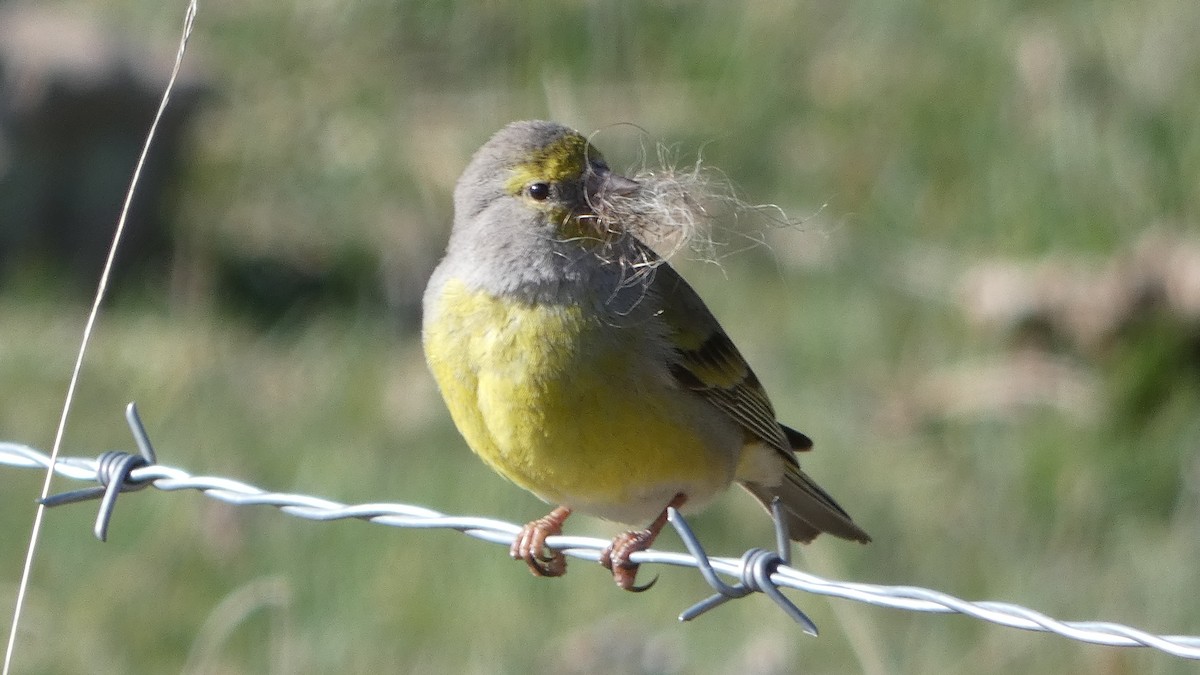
[423,278,739,523]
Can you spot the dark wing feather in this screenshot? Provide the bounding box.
[649,257,871,544]
[652,262,794,459]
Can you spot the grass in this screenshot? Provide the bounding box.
[3,0,1200,672]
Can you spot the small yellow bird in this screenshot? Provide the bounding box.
[423,121,869,590]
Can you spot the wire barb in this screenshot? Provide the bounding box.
[671,500,819,635]
[38,403,158,541]
[4,405,1200,660]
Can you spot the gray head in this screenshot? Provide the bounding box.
[454,120,637,230]
[442,121,641,298]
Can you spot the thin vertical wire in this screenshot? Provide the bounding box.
[1,3,197,673]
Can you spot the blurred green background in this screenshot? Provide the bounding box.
[2,0,1199,672]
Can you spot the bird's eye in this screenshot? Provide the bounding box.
[527,182,551,201]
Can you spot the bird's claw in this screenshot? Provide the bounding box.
[511,507,571,577]
[601,529,658,592]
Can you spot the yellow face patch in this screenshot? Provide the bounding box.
[503,132,598,195]
[500,132,612,241]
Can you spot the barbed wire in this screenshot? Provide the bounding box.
[2,404,1200,660]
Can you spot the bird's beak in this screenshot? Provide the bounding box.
[584,166,639,203]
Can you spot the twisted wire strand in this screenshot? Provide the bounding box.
[3,439,1200,659]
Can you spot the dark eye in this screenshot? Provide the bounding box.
[527,182,551,201]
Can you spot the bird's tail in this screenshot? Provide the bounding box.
[740,465,870,544]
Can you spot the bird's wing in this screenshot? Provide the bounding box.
[650,259,803,459]
[643,254,869,544]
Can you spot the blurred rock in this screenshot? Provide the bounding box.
[958,230,1200,355]
[881,348,1100,433]
[955,229,1200,426]
[887,230,1200,428]
[0,4,205,287]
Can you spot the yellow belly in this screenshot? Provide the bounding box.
[423,278,738,524]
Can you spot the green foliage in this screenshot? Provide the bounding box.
[3,0,1199,672]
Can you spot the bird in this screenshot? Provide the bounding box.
[422,120,869,590]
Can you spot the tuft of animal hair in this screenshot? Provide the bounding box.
[582,140,805,283]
